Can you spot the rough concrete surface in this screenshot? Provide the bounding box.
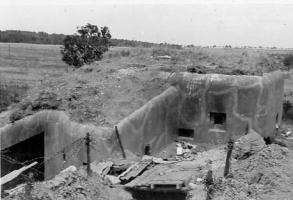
[0,110,118,179]
[118,71,286,155]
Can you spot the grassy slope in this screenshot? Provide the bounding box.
[0,43,292,127]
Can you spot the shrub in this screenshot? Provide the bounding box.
[151,48,173,57]
[283,54,293,70]
[283,100,293,121]
[30,91,61,110]
[120,50,130,57]
[187,65,207,74]
[9,91,62,123]
[61,23,111,68]
[9,110,25,123]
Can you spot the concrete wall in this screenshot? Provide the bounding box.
[176,71,285,143]
[117,71,286,154]
[0,111,117,179]
[117,86,181,155]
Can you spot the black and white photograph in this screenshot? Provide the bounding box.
[1,0,293,199]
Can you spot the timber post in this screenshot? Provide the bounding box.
[224,139,234,177]
[115,126,126,159]
[85,132,91,176]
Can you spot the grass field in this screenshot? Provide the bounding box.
[0,43,67,84]
[0,42,292,127]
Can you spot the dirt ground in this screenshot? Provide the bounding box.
[212,144,293,200]
[156,142,293,200]
[3,168,132,200]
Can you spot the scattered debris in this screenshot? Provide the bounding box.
[142,155,178,164]
[3,169,110,200]
[175,141,198,161]
[3,183,26,197]
[155,55,172,60]
[119,159,153,183]
[91,161,113,177]
[281,128,292,137]
[125,161,199,190]
[61,166,77,173]
[233,129,266,159]
[109,159,133,176]
[213,144,293,200]
[1,162,38,186]
[105,175,121,185]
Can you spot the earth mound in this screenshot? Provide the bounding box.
[214,144,293,200]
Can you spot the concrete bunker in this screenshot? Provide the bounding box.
[0,111,117,189]
[117,70,286,155]
[0,70,287,193]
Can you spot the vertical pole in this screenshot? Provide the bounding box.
[224,139,234,177]
[205,170,213,200]
[115,126,126,159]
[86,133,91,176]
[24,172,34,200]
[8,43,11,59]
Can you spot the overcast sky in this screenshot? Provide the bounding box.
[1,0,293,48]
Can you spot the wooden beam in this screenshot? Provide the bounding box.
[1,162,38,185]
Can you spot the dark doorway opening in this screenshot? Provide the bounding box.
[1,132,44,190]
[178,128,194,138]
[209,112,226,125]
[264,137,272,145]
[126,188,187,200]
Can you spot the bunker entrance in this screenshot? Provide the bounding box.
[127,188,187,200]
[1,132,44,190]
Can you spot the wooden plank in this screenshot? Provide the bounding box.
[1,162,38,185]
[126,161,199,188]
[120,159,152,182]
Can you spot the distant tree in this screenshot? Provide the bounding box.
[0,30,66,44]
[283,54,293,71]
[60,23,111,68]
[186,44,195,48]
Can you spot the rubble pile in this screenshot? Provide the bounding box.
[213,144,293,200]
[4,140,293,200]
[156,141,205,161]
[3,169,110,200]
[91,141,202,185]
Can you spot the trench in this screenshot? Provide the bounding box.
[1,132,44,190]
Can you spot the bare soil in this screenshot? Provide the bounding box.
[212,144,293,200]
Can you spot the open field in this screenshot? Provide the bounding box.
[0,43,67,83]
[0,42,293,127]
[0,43,68,115]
